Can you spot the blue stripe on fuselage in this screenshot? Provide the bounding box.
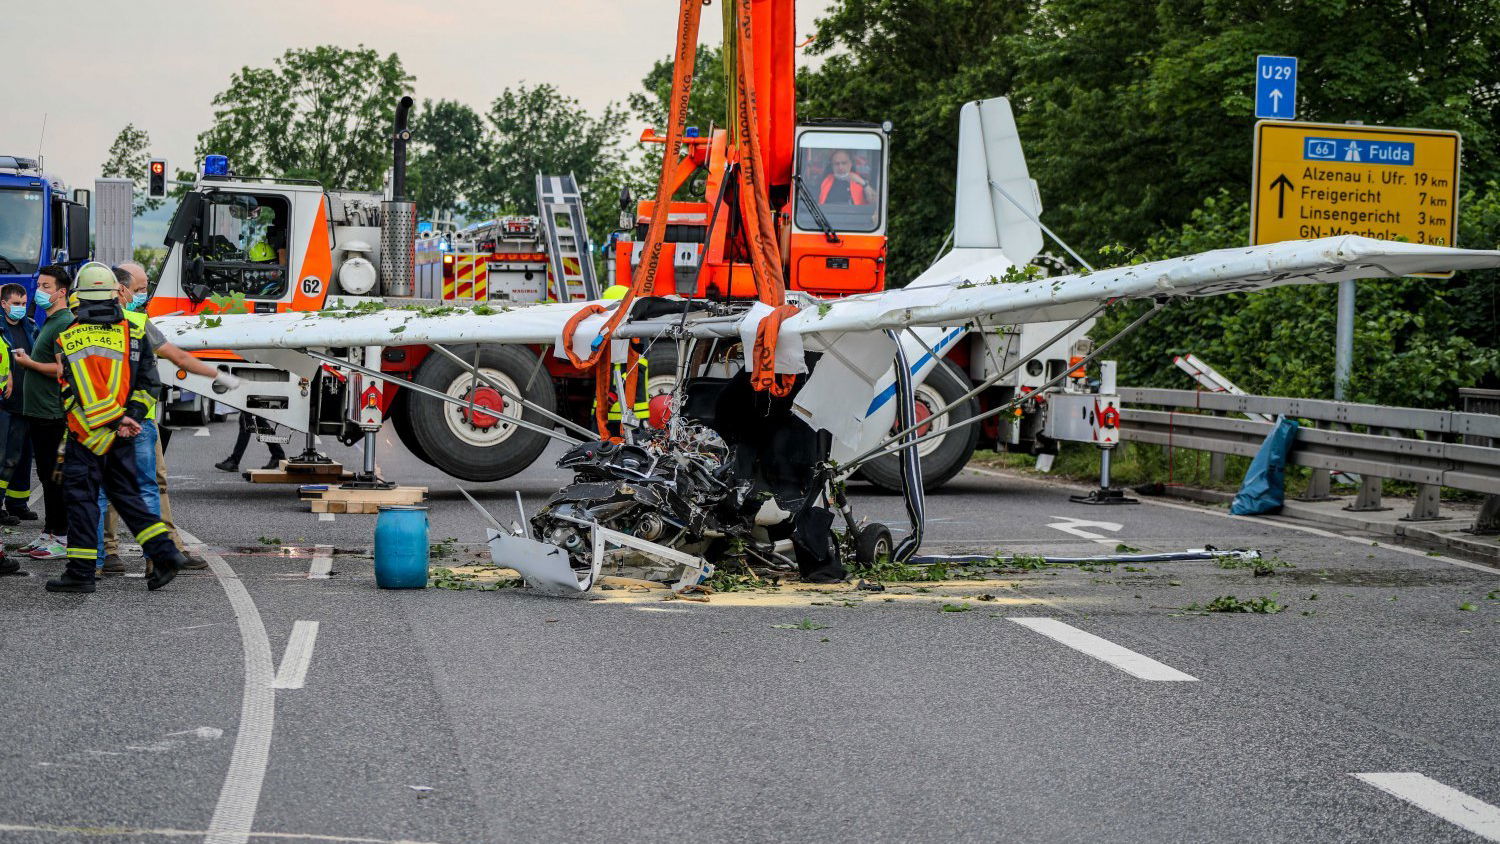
[864,327,968,418]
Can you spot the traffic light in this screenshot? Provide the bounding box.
[148,159,167,197]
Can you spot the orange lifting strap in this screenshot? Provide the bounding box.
[567,0,705,439]
[728,0,797,396]
[576,0,798,439]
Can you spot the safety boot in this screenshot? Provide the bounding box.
[45,572,96,593]
[146,552,185,591]
[6,504,38,521]
[0,555,21,576]
[0,510,18,527]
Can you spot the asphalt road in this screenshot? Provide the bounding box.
[1,414,1497,843]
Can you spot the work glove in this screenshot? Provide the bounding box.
[211,371,242,394]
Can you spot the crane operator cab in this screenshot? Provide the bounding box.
[185,193,291,302]
[789,124,889,296]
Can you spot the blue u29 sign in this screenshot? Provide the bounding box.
[1255,55,1298,120]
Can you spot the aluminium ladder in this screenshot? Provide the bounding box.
[535,173,601,303]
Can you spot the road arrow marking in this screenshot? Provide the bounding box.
[1046,516,1123,541]
[270,621,319,690]
[1270,173,1294,218]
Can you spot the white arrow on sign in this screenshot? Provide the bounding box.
[1047,516,1124,542]
[1268,89,1283,110]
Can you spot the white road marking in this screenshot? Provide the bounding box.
[968,466,1499,575]
[1009,617,1198,681]
[0,821,443,843]
[308,544,333,580]
[1047,516,1125,546]
[1353,772,1500,841]
[270,621,320,690]
[317,512,335,523]
[167,726,225,740]
[178,529,275,844]
[163,622,226,633]
[193,427,211,437]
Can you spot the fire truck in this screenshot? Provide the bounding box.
[149,99,606,482]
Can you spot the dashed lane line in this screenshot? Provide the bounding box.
[193,427,211,437]
[1009,617,1199,681]
[308,545,333,579]
[1353,773,1500,841]
[317,512,335,523]
[178,529,275,844]
[270,621,320,690]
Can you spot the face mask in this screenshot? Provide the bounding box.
[6,305,25,321]
[34,290,52,309]
[129,292,148,311]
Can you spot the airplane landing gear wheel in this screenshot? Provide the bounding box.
[853,523,893,564]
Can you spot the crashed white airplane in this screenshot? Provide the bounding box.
[154,98,1500,593]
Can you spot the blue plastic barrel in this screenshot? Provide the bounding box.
[373,505,430,589]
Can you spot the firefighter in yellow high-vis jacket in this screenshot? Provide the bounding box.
[44,263,188,594]
[597,285,650,430]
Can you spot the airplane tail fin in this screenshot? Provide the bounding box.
[953,97,1043,266]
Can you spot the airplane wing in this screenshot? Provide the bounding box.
[156,236,1500,355]
[784,236,1500,337]
[154,300,591,352]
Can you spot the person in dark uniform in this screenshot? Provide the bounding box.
[0,283,37,523]
[44,263,189,594]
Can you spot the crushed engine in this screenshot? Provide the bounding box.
[529,424,760,575]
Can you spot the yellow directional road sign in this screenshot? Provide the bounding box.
[1252,121,1461,251]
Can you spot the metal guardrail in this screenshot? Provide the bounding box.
[1118,388,1500,522]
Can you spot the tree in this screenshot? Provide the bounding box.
[1010,0,1500,401]
[1009,0,1500,257]
[407,99,491,220]
[193,45,413,190]
[800,0,1500,404]
[479,83,629,243]
[799,0,1039,284]
[100,123,160,217]
[628,44,730,136]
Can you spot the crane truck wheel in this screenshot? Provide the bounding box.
[856,359,980,494]
[406,345,558,482]
[389,390,435,467]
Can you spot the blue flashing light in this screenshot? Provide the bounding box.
[685,126,700,138]
[203,154,230,176]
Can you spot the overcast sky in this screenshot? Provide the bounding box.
[1,0,834,190]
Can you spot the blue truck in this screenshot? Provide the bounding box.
[0,155,92,304]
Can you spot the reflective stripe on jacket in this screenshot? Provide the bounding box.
[121,311,159,421]
[59,321,133,454]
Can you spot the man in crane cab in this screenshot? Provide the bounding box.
[818,149,875,206]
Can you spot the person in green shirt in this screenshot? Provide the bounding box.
[11,265,75,560]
